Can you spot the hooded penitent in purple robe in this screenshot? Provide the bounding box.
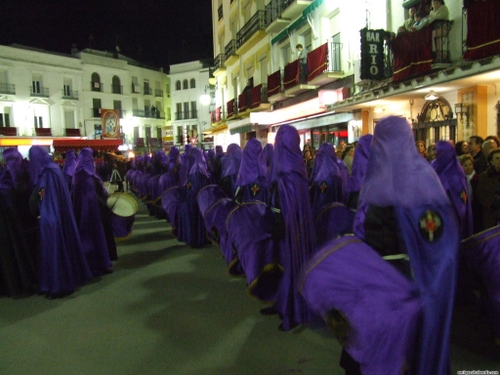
[72,148,113,276]
[159,146,180,221]
[220,143,242,198]
[226,200,283,301]
[355,116,459,375]
[212,145,224,184]
[432,140,473,239]
[300,235,421,375]
[235,138,268,204]
[62,150,77,192]
[346,134,372,209]
[28,146,92,297]
[176,148,211,247]
[461,225,500,343]
[178,144,193,187]
[269,124,317,331]
[309,143,343,219]
[197,184,242,274]
[0,148,37,297]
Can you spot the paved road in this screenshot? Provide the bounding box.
[0,195,498,374]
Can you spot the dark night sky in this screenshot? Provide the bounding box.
[0,0,213,70]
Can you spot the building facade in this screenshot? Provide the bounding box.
[209,0,500,149]
[0,44,172,154]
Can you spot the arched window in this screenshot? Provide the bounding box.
[183,79,188,90]
[91,73,101,91]
[190,78,196,89]
[175,80,181,90]
[112,76,121,94]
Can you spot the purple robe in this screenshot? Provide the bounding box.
[432,140,473,239]
[62,150,77,192]
[220,143,242,197]
[300,235,421,375]
[346,134,372,209]
[29,146,92,295]
[197,184,242,274]
[355,116,459,375]
[269,124,317,330]
[235,138,269,203]
[314,202,355,247]
[72,148,112,276]
[226,201,282,301]
[309,143,343,219]
[461,225,500,342]
[176,148,211,247]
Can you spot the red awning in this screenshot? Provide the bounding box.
[52,139,123,151]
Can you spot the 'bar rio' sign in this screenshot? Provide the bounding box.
[360,28,386,81]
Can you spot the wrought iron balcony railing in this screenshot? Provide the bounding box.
[0,83,15,95]
[236,10,266,49]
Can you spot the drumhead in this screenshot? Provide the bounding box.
[107,193,138,217]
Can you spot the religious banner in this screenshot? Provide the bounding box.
[101,109,120,138]
[360,28,386,81]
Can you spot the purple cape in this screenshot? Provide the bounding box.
[347,134,373,194]
[226,201,283,301]
[3,147,24,186]
[309,143,343,219]
[269,124,317,330]
[355,117,459,375]
[300,235,421,375]
[432,140,473,239]
[72,148,112,276]
[29,146,92,294]
[235,138,266,186]
[314,203,355,247]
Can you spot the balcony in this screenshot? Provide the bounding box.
[62,89,79,100]
[283,60,318,97]
[225,39,238,66]
[218,4,223,21]
[30,86,49,97]
[132,84,141,94]
[91,82,103,92]
[281,0,313,20]
[111,84,123,94]
[236,10,267,55]
[265,0,291,34]
[91,108,101,117]
[143,87,152,95]
[227,99,237,119]
[0,83,15,95]
[213,54,226,76]
[249,84,271,112]
[267,69,287,103]
[154,89,163,97]
[307,41,345,86]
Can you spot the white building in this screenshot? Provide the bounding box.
[169,60,219,149]
[0,44,172,153]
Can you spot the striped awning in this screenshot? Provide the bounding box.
[229,124,252,135]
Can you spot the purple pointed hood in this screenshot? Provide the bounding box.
[347,134,373,192]
[221,143,242,178]
[189,147,210,178]
[74,148,100,181]
[28,146,58,186]
[270,125,307,182]
[3,147,24,186]
[62,149,77,177]
[359,116,446,208]
[310,143,341,183]
[215,145,224,156]
[235,138,266,186]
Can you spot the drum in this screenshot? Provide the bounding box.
[107,193,138,240]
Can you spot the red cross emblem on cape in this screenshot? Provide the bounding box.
[38,187,45,201]
[320,181,327,194]
[419,210,443,242]
[460,190,468,204]
[250,183,260,196]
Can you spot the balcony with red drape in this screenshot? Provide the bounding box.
[307,43,328,82]
[283,60,299,90]
[215,107,221,122]
[391,26,433,82]
[227,99,235,118]
[464,0,500,60]
[267,70,281,97]
[250,84,262,109]
[238,91,248,112]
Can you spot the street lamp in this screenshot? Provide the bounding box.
[200,85,212,106]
